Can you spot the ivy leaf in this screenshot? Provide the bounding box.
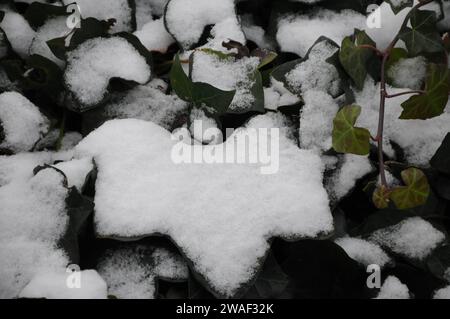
[400,64,450,119]
[170,54,235,115]
[339,30,376,90]
[170,53,193,101]
[372,185,392,209]
[332,105,371,155]
[390,168,430,210]
[398,9,444,57]
[24,2,69,29]
[430,133,450,174]
[386,0,413,14]
[191,82,236,115]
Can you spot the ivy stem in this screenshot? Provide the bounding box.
[377,52,389,187]
[374,0,434,188]
[385,90,425,98]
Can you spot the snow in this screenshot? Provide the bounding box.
[134,18,175,52]
[19,270,107,299]
[29,17,69,68]
[286,40,341,96]
[264,78,300,110]
[375,276,410,299]
[97,245,188,299]
[388,56,427,90]
[433,286,450,299]
[191,51,260,112]
[0,149,74,187]
[61,0,133,33]
[135,0,155,30]
[53,157,94,190]
[299,90,339,152]
[355,79,450,165]
[276,9,366,57]
[335,237,391,268]
[0,168,71,298]
[329,154,373,201]
[0,239,68,299]
[0,92,50,153]
[165,0,239,49]
[64,37,152,108]
[75,116,333,297]
[369,217,445,260]
[0,11,35,59]
[102,79,188,130]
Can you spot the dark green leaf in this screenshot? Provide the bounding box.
[400,64,450,119]
[191,82,236,115]
[332,105,371,155]
[170,54,236,115]
[390,167,430,210]
[427,245,450,281]
[339,30,376,90]
[170,53,194,101]
[430,133,450,174]
[399,9,444,57]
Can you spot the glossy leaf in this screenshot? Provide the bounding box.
[339,30,376,90]
[400,64,450,119]
[398,9,444,57]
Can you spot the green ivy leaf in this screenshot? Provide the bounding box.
[170,53,193,101]
[400,64,450,119]
[332,105,371,155]
[386,0,413,14]
[430,133,450,174]
[170,54,235,115]
[373,185,392,209]
[339,30,376,90]
[398,9,444,57]
[390,167,430,210]
[191,82,236,115]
